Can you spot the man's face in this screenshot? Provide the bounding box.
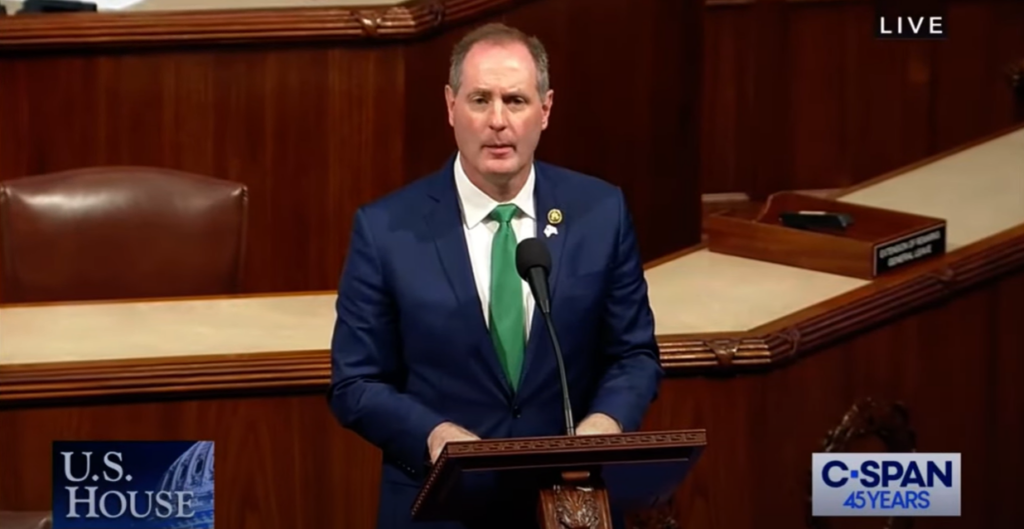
[445,41,553,183]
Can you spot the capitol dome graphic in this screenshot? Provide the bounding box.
[151,441,214,528]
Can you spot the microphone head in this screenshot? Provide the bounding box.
[515,238,552,280]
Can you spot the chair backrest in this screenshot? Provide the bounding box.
[0,167,248,303]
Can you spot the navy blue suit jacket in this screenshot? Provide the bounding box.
[328,157,663,529]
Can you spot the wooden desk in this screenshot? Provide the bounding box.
[2,125,1023,528]
[5,127,1021,363]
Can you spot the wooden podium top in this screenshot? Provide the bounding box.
[0,125,1021,398]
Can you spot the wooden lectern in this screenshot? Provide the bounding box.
[412,429,706,529]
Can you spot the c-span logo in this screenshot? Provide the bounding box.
[812,453,960,517]
[52,441,214,529]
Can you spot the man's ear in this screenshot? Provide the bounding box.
[445,85,456,127]
[541,89,554,130]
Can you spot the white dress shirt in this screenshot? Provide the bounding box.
[453,152,536,339]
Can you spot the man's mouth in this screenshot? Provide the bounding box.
[484,144,514,154]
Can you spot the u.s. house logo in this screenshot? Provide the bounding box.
[53,441,214,529]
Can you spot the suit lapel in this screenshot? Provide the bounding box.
[520,164,568,387]
[532,165,568,301]
[424,160,514,399]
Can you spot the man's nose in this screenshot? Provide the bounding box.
[488,102,508,129]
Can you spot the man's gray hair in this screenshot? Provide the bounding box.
[448,23,550,97]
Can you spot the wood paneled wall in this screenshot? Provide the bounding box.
[0,0,704,300]
[701,0,1024,198]
[2,0,1023,301]
[665,267,1024,529]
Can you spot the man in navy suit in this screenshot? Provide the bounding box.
[328,22,663,529]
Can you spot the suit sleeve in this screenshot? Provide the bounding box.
[585,188,664,432]
[328,207,448,477]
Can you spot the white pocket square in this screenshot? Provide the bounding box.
[543,224,558,238]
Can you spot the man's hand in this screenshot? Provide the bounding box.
[427,422,479,463]
[575,413,622,435]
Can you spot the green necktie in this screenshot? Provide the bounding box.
[488,204,525,390]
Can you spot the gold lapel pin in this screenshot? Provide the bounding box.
[547,208,563,225]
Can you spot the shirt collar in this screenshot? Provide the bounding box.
[453,152,536,229]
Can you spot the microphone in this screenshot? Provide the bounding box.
[516,237,575,436]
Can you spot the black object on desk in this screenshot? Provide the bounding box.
[20,0,97,13]
[779,210,854,232]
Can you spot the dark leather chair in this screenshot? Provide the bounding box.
[0,167,248,303]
